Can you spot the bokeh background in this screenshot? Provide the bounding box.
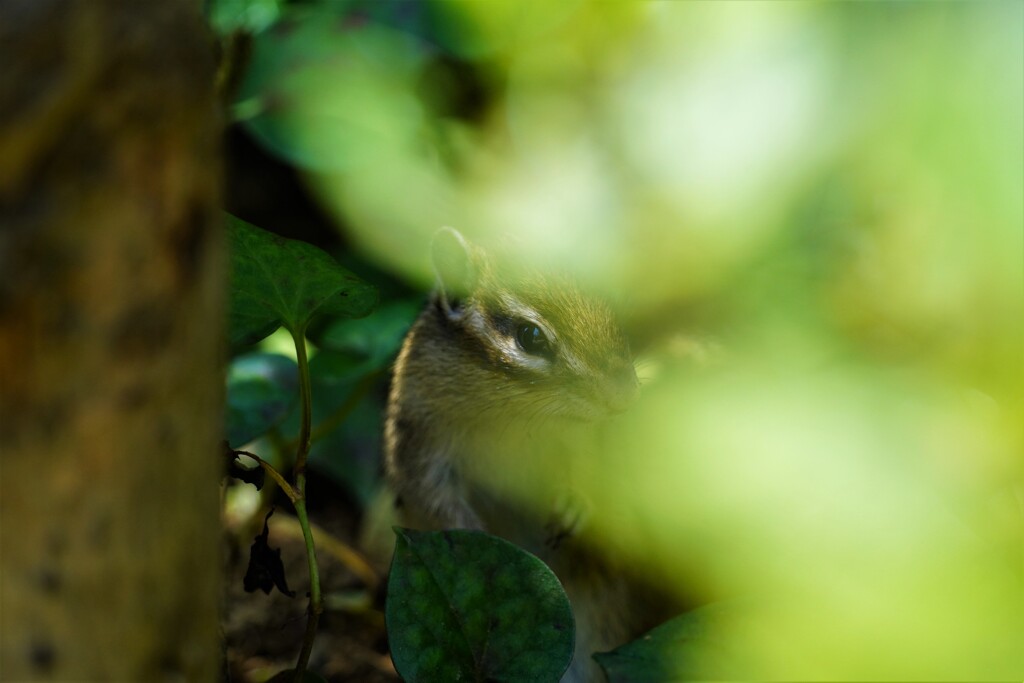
[213,0,1023,679]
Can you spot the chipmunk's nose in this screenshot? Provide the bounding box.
[602,364,640,414]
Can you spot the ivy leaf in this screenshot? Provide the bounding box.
[305,393,382,507]
[306,349,368,386]
[228,214,378,348]
[310,298,421,369]
[386,528,574,683]
[593,601,749,682]
[225,352,299,447]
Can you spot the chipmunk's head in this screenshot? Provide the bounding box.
[431,227,638,421]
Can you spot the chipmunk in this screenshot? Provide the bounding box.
[383,228,669,682]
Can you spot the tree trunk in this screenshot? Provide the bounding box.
[0,1,223,679]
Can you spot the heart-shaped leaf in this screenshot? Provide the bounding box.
[387,528,574,683]
[228,214,378,348]
[593,601,749,682]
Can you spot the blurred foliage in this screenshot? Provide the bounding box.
[215,0,1023,679]
[310,299,422,370]
[206,0,283,35]
[225,352,299,448]
[594,601,750,682]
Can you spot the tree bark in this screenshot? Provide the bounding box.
[0,1,223,679]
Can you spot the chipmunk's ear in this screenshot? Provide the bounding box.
[432,227,478,320]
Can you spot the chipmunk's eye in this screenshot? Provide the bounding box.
[515,323,552,358]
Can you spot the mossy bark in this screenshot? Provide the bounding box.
[0,1,224,679]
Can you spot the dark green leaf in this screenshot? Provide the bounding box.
[228,214,378,347]
[594,601,749,683]
[274,351,385,505]
[225,352,298,447]
[298,301,421,503]
[306,394,382,507]
[311,298,421,369]
[387,528,574,683]
[307,349,368,386]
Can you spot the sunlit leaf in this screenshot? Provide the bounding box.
[594,602,749,683]
[206,0,282,35]
[236,9,427,170]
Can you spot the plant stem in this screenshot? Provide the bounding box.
[270,512,380,592]
[292,326,313,478]
[292,479,322,682]
[283,368,382,453]
[290,326,322,682]
[232,449,298,502]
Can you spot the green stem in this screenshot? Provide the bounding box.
[292,483,322,682]
[284,369,382,453]
[232,449,298,502]
[289,326,321,682]
[292,326,313,478]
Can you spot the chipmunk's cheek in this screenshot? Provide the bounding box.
[620,367,641,401]
[563,390,625,422]
[593,365,640,415]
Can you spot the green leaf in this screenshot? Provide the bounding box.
[307,349,368,386]
[593,601,749,683]
[306,394,382,507]
[225,352,298,447]
[387,528,574,683]
[274,347,386,505]
[228,214,377,347]
[311,298,421,369]
[235,9,427,171]
[205,0,282,36]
